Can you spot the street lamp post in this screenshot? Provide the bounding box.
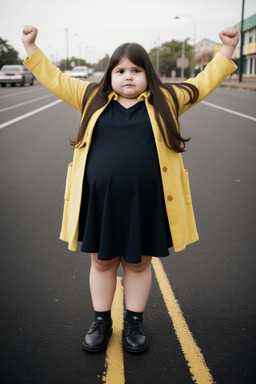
[152,31,160,75]
[63,28,69,70]
[79,41,86,66]
[181,39,185,79]
[174,15,196,76]
[74,33,79,65]
[156,43,160,75]
[156,33,160,75]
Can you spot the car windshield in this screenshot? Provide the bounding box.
[73,67,85,71]
[1,66,21,72]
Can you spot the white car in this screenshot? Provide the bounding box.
[69,66,89,79]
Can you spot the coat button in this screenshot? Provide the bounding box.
[167,195,173,201]
[163,166,168,172]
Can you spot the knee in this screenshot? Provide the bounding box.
[91,253,121,273]
[122,256,152,274]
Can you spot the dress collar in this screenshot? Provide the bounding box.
[138,90,150,101]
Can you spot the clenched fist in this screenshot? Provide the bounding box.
[22,25,38,45]
[22,25,38,57]
[219,27,240,48]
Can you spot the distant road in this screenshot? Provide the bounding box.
[0,82,256,384]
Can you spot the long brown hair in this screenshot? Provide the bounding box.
[70,43,199,152]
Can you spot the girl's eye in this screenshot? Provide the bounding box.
[116,69,141,74]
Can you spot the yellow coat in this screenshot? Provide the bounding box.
[24,49,237,252]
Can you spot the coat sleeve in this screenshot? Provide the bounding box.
[174,52,237,116]
[24,48,88,112]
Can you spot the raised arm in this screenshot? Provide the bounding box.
[174,27,239,115]
[22,25,88,111]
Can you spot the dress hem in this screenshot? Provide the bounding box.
[80,244,172,263]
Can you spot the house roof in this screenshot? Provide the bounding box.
[234,13,256,32]
[195,38,218,47]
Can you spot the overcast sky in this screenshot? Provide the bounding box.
[1,0,255,64]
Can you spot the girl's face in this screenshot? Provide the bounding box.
[111,57,147,101]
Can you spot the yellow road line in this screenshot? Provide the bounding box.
[102,277,125,384]
[152,258,215,384]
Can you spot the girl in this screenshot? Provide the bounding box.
[22,25,239,353]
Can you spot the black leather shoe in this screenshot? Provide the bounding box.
[124,318,148,353]
[83,319,113,352]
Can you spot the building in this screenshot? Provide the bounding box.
[194,38,217,73]
[194,14,256,77]
[234,13,256,76]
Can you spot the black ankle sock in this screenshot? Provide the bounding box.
[125,309,143,322]
[94,310,111,322]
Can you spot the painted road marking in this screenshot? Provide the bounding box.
[152,258,215,384]
[0,94,54,112]
[201,100,256,122]
[102,276,125,384]
[0,100,62,130]
[0,87,43,99]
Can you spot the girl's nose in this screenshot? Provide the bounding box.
[125,71,133,80]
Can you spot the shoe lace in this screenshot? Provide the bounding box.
[92,319,106,333]
[126,318,145,334]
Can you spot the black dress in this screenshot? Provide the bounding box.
[79,99,172,263]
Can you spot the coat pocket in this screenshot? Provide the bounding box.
[181,169,192,204]
[64,162,73,201]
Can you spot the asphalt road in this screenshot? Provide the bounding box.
[0,80,256,384]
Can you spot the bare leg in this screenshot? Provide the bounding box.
[122,256,152,312]
[89,253,121,311]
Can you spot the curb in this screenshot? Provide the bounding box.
[220,82,256,93]
[160,78,256,93]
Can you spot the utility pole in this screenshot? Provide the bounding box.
[64,28,69,70]
[153,32,160,75]
[239,0,245,82]
[181,40,185,79]
[156,44,159,75]
[174,15,196,76]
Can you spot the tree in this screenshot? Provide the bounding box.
[94,54,110,72]
[149,39,193,78]
[0,38,21,68]
[194,51,214,70]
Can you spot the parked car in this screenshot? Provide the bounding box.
[69,66,89,79]
[88,67,94,76]
[0,65,34,87]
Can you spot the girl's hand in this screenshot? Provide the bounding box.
[22,25,38,45]
[219,27,240,48]
[219,27,239,60]
[22,25,38,57]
